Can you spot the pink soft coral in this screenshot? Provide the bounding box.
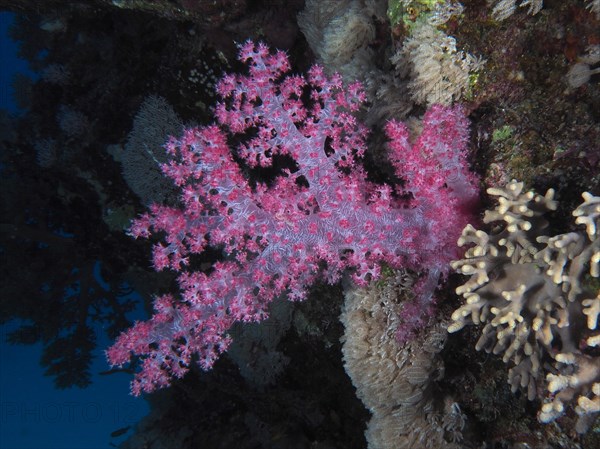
[107,41,478,395]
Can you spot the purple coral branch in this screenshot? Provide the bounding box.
[107,41,478,395]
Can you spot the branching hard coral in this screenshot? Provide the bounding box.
[449,180,600,432]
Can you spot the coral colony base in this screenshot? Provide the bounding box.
[106,41,478,396]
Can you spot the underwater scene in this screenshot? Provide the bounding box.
[1,1,599,448]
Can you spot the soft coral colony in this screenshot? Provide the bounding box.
[450,181,600,432]
[106,41,478,396]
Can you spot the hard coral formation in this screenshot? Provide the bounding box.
[450,180,600,432]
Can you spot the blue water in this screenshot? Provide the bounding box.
[0,12,148,449]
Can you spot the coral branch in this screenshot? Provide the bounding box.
[107,41,478,395]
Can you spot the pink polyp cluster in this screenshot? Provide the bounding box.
[107,41,478,395]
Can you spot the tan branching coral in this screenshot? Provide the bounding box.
[450,180,600,432]
[341,272,466,449]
